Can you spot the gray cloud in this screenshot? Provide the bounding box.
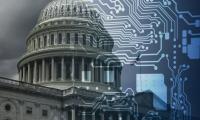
[0,0,50,78]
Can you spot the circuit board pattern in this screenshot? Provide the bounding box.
[83,0,200,120]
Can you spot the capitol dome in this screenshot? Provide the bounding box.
[18,0,122,92]
[38,0,100,24]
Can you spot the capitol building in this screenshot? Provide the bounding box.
[0,0,169,120]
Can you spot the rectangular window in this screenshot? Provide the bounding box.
[50,34,54,45]
[33,40,35,50]
[26,107,32,115]
[67,5,70,11]
[42,109,48,117]
[94,61,100,82]
[56,60,61,80]
[104,67,114,83]
[80,6,82,13]
[44,36,47,47]
[58,33,62,44]
[75,61,80,80]
[38,37,41,49]
[84,63,91,82]
[75,33,78,44]
[108,70,114,83]
[90,36,93,47]
[65,61,71,79]
[66,33,70,44]
[97,37,99,48]
[83,34,86,45]
[102,41,105,49]
[61,5,64,15]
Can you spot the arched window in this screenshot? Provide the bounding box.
[49,8,52,18]
[45,10,48,17]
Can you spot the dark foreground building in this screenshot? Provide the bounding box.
[0,0,169,120]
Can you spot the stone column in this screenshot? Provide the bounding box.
[47,33,50,46]
[38,37,40,49]
[18,101,24,120]
[92,112,95,120]
[100,112,104,120]
[32,40,34,50]
[41,35,44,48]
[38,63,42,83]
[100,62,103,83]
[63,32,66,44]
[54,32,58,45]
[61,57,66,81]
[35,38,38,49]
[51,58,55,81]
[118,113,122,120]
[91,59,94,82]
[33,61,37,83]
[109,114,113,120]
[71,57,75,81]
[127,113,130,120]
[97,61,100,82]
[115,67,118,88]
[42,59,45,82]
[28,63,31,83]
[45,61,50,81]
[81,58,85,82]
[18,68,22,81]
[82,110,86,120]
[106,65,110,83]
[65,111,69,120]
[22,66,26,82]
[71,108,76,120]
[118,69,121,88]
[35,104,40,120]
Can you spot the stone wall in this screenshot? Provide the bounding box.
[0,89,62,120]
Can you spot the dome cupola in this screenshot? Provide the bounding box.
[38,0,101,24]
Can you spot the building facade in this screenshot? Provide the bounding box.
[0,0,169,120]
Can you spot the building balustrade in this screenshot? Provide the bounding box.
[0,77,62,96]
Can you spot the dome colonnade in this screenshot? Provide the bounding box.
[17,0,122,91]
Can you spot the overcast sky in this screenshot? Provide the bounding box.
[0,0,50,79]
